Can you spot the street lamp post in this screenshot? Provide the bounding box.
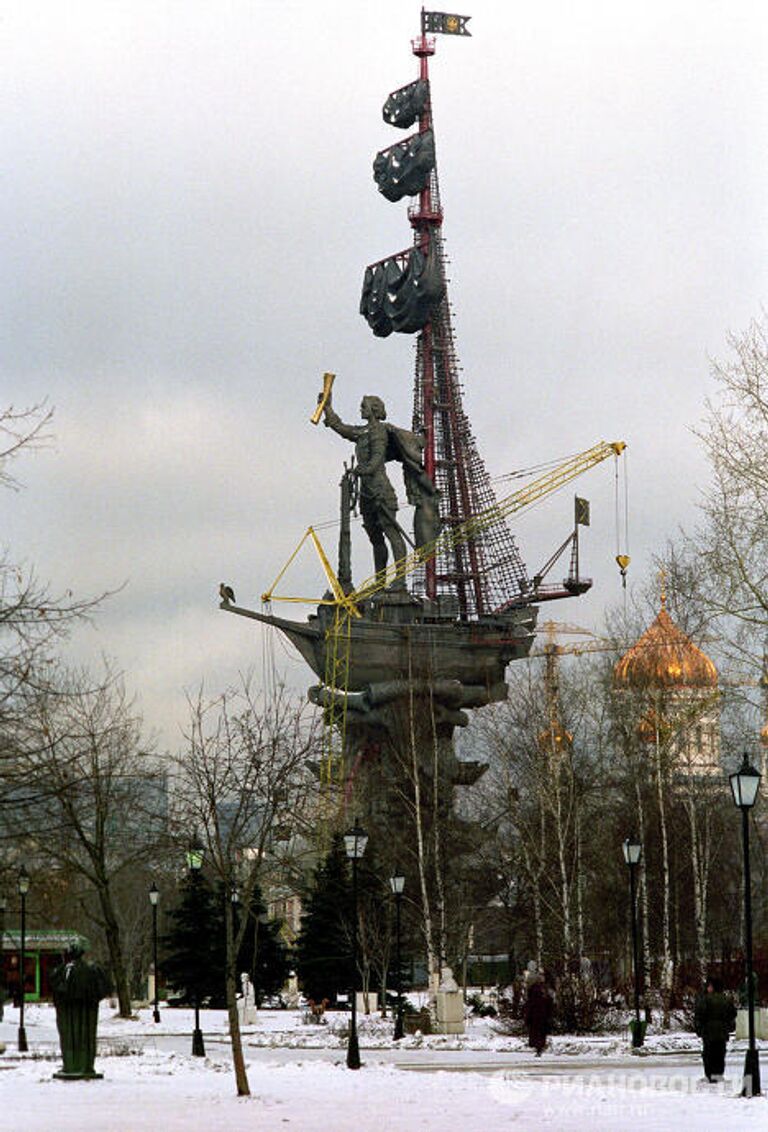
[344,821,368,1070]
[187,844,206,1057]
[389,872,405,1041]
[622,837,643,1049]
[18,866,29,1053]
[230,886,240,1001]
[149,882,160,1024]
[729,753,761,1097]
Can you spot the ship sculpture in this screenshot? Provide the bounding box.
[222,11,624,975]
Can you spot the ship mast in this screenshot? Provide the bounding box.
[410,30,439,599]
[408,20,529,618]
[360,12,530,620]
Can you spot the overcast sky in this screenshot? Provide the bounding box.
[3,1,767,748]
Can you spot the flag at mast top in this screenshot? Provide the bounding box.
[421,9,472,36]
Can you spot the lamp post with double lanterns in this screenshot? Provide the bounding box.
[149,882,160,1024]
[186,843,206,1057]
[622,837,643,1049]
[18,866,29,1052]
[729,753,761,1097]
[389,871,405,1041]
[344,822,368,1070]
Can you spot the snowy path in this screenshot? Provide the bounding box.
[1,1003,766,1132]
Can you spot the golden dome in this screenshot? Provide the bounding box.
[760,721,768,748]
[614,605,718,689]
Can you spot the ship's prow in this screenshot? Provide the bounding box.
[220,594,537,692]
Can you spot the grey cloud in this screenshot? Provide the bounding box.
[3,1,767,743]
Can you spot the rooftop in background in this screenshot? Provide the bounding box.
[1,930,90,952]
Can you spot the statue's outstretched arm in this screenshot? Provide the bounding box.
[324,406,362,442]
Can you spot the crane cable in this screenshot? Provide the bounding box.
[614,448,630,595]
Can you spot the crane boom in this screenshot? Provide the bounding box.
[349,440,626,605]
[262,439,626,608]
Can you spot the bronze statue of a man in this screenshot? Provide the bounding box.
[324,395,408,584]
[51,943,111,1080]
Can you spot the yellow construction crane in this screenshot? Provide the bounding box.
[261,439,627,784]
[263,440,627,609]
[530,620,617,754]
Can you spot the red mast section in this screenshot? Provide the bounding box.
[408,28,529,618]
[360,15,530,620]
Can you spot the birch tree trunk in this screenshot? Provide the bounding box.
[635,780,651,991]
[653,717,673,1027]
[548,741,573,963]
[407,659,437,982]
[575,807,585,962]
[429,693,448,971]
[685,785,711,985]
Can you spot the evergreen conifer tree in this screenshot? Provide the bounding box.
[161,869,223,1005]
[295,835,354,1004]
[234,882,291,1004]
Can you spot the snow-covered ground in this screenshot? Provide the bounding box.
[1,1003,766,1131]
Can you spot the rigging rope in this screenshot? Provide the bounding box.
[492,451,586,484]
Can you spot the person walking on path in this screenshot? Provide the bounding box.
[694,976,737,1082]
[523,972,554,1056]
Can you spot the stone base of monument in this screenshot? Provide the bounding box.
[735,1007,768,1040]
[432,967,465,1036]
[53,1071,104,1081]
[433,992,465,1035]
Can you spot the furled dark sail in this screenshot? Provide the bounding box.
[373,130,435,202]
[382,79,429,128]
[360,241,444,337]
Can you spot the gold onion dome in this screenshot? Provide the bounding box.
[614,601,718,689]
[760,721,768,748]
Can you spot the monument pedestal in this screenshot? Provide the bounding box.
[53,1071,103,1081]
[433,967,465,1035]
[735,1007,768,1040]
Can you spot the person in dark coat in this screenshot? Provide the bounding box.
[523,973,554,1056]
[694,976,737,1082]
[7,955,21,1009]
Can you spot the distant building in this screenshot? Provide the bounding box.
[1,930,90,1003]
[614,592,720,776]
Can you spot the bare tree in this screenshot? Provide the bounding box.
[172,680,318,1097]
[3,663,161,1016]
[471,661,604,972]
[0,401,53,491]
[1,401,109,788]
[675,314,768,670]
